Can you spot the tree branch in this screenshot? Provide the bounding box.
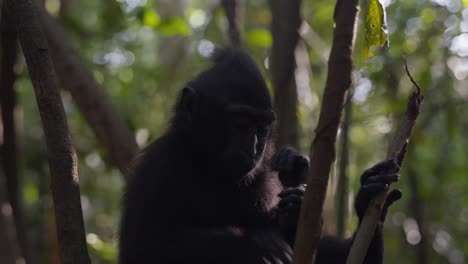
[3,0,91,263]
[346,60,424,264]
[38,10,139,177]
[221,0,243,47]
[292,0,360,262]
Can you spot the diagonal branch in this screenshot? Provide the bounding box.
[292,0,360,262]
[346,59,424,264]
[38,10,139,177]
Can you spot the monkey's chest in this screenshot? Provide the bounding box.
[190,188,271,227]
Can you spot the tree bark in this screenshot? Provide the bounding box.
[269,0,301,149]
[221,0,243,47]
[0,5,38,263]
[292,0,359,262]
[3,0,91,263]
[38,10,138,177]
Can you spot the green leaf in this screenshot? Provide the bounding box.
[24,182,39,204]
[143,9,161,28]
[362,0,389,59]
[245,29,272,48]
[156,17,191,36]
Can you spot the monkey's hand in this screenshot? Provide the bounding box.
[355,159,403,223]
[271,147,309,188]
[276,184,306,245]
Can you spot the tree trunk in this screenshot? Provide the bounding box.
[407,167,429,264]
[292,0,360,262]
[221,0,244,47]
[269,0,301,149]
[0,5,37,263]
[0,166,20,264]
[3,0,91,263]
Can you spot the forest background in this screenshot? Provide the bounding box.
[1,0,468,263]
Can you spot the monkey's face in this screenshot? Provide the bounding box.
[221,104,276,176]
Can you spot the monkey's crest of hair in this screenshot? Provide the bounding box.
[211,48,258,70]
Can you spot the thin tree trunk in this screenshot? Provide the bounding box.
[407,167,429,264]
[269,0,301,149]
[157,0,190,96]
[336,95,352,238]
[0,5,37,264]
[3,0,91,263]
[292,0,360,262]
[59,0,70,18]
[221,0,243,47]
[38,10,139,177]
[0,165,20,264]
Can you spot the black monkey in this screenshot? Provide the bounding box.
[119,48,402,264]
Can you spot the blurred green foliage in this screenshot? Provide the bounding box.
[11,0,468,263]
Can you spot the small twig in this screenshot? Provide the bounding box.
[403,56,421,93]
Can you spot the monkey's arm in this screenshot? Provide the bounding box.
[161,227,292,264]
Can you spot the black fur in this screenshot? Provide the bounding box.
[119,48,401,264]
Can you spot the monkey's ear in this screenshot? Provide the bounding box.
[179,87,198,114]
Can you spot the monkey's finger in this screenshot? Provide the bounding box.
[278,185,306,198]
[294,155,310,170]
[279,198,302,211]
[380,189,403,221]
[281,203,301,216]
[361,159,400,183]
[385,189,402,207]
[361,183,389,195]
[271,148,294,171]
[364,174,400,185]
[278,195,302,208]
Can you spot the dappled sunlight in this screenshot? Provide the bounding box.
[403,218,421,245]
[135,128,150,147]
[198,39,215,58]
[352,74,372,104]
[116,0,148,13]
[93,48,136,70]
[447,55,468,80]
[430,0,462,13]
[450,33,468,57]
[433,230,452,255]
[188,9,208,29]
